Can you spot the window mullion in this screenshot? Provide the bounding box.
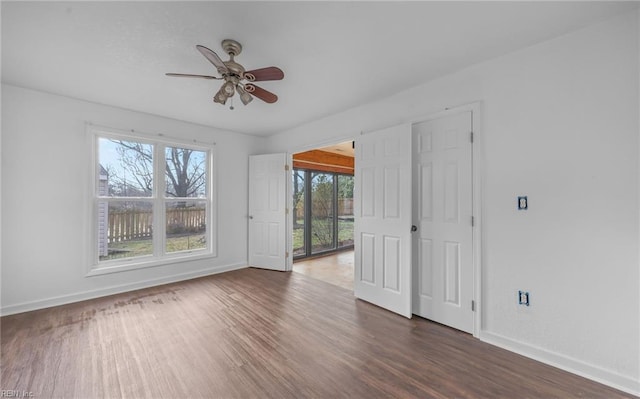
[206,149,213,253]
[154,144,166,257]
[304,170,312,257]
[334,173,339,250]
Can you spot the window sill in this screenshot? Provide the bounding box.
[86,251,216,277]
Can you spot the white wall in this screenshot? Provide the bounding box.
[1,84,263,314]
[268,12,640,394]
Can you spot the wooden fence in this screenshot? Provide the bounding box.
[337,198,354,216]
[108,210,152,243]
[107,208,205,243]
[166,207,206,235]
[295,198,353,219]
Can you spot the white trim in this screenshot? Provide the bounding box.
[1,263,247,317]
[637,9,640,392]
[86,252,217,277]
[210,143,219,259]
[479,331,640,397]
[471,103,484,338]
[86,122,217,148]
[285,153,294,271]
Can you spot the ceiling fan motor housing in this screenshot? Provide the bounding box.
[223,60,245,78]
[220,40,246,80]
[221,39,242,57]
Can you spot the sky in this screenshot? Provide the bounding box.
[97,137,207,197]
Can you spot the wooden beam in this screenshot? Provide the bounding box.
[293,150,354,175]
[294,150,354,168]
[293,160,353,175]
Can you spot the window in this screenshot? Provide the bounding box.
[91,127,214,274]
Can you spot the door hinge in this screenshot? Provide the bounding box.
[471,216,475,227]
[470,131,474,143]
[285,207,289,215]
[471,300,476,312]
[285,164,290,171]
[286,251,289,258]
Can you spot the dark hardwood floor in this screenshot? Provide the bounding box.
[1,268,634,398]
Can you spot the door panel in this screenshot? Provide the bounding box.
[354,124,412,318]
[412,112,473,333]
[248,153,287,271]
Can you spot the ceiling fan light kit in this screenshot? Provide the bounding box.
[236,85,253,105]
[166,39,284,109]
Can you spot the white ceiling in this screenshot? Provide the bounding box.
[2,2,637,137]
[317,141,355,158]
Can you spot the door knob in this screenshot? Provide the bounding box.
[249,215,254,219]
[411,225,417,232]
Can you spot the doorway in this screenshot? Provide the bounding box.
[291,141,355,290]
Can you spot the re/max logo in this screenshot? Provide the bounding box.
[0,391,34,398]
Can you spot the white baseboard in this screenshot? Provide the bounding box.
[0,262,247,317]
[479,331,640,397]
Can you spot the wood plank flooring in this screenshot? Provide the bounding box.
[293,250,354,291]
[1,268,635,398]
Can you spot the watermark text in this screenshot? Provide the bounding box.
[1,391,34,398]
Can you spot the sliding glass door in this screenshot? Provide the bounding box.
[311,172,335,253]
[337,174,354,248]
[293,168,354,259]
[293,169,306,257]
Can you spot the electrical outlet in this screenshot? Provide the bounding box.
[518,290,530,306]
[518,196,528,210]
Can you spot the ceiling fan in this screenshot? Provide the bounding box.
[166,39,284,107]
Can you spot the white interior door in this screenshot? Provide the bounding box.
[248,153,288,271]
[412,111,474,333]
[354,124,412,318]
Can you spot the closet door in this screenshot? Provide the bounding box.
[354,124,412,318]
[412,111,474,333]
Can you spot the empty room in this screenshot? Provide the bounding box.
[1,2,639,398]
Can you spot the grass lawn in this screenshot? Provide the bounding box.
[101,234,206,261]
[104,219,353,261]
[294,219,353,255]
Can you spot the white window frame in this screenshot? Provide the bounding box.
[86,125,217,276]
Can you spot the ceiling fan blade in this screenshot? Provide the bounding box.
[244,84,278,103]
[196,45,228,74]
[244,67,284,82]
[166,73,221,80]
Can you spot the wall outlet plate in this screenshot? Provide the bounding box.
[518,290,530,306]
[518,196,528,210]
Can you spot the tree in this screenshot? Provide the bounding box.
[164,146,206,198]
[337,175,353,198]
[311,173,334,250]
[292,170,305,227]
[108,140,206,201]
